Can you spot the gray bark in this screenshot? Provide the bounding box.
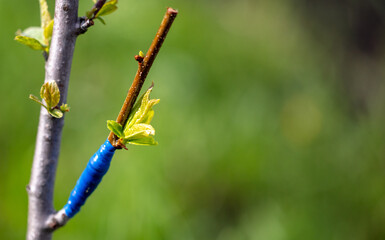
[27,0,79,239]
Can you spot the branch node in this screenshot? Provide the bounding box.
[26,184,31,194]
[76,0,107,35]
[76,17,94,35]
[134,55,144,63]
[46,209,68,230]
[117,139,128,150]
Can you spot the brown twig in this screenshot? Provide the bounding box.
[108,7,178,148]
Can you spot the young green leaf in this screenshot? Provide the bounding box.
[124,123,155,140]
[39,0,52,47]
[30,94,64,118]
[40,80,60,109]
[20,27,44,44]
[124,86,160,134]
[29,94,46,108]
[122,122,158,146]
[95,0,118,17]
[14,0,52,53]
[43,19,54,45]
[107,85,160,148]
[60,103,70,112]
[39,0,52,29]
[48,108,63,118]
[30,82,66,118]
[127,136,158,146]
[140,109,154,124]
[107,120,124,139]
[95,17,106,25]
[14,35,47,51]
[86,9,96,19]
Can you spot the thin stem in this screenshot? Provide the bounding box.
[108,7,178,148]
[77,0,107,34]
[27,0,79,239]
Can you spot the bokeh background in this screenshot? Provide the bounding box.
[1,0,385,239]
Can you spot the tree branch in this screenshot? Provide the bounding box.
[27,0,79,239]
[108,7,178,148]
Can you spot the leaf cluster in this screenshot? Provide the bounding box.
[29,81,69,118]
[14,0,53,53]
[107,86,159,147]
[14,0,119,52]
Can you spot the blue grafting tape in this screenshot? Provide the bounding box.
[63,139,116,218]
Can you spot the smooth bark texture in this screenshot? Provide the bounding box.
[27,0,79,239]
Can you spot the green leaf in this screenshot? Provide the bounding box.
[21,27,44,44]
[48,108,63,118]
[86,8,96,19]
[15,0,52,52]
[39,0,52,29]
[60,103,70,112]
[95,16,106,25]
[128,136,158,146]
[43,19,54,45]
[29,94,46,108]
[124,123,155,140]
[107,120,124,139]
[124,86,160,134]
[95,0,118,17]
[40,80,60,109]
[106,85,160,149]
[141,109,154,124]
[14,35,46,51]
[113,85,160,148]
[30,84,64,118]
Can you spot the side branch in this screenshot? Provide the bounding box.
[108,7,178,148]
[77,0,107,34]
[47,7,178,228]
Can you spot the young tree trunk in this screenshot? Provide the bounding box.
[27,0,79,239]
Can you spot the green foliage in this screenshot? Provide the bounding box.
[48,108,64,118]
[60,103,70,112]
[29,81,68,118]
[29,94,45,107]
[107,86,159,147]
[39,0,51,30]
[14,0,53,52]
[95,0,118,17]
[43,20,54,45]
[19,27,44,44]
[107,120,124,139]
[95,17,106,25]
[124,123,157,146]
[86,0,118,21]
[14,35,47,51]
[40,80,60,109]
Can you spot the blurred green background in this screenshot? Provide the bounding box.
[1,0,385,239]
